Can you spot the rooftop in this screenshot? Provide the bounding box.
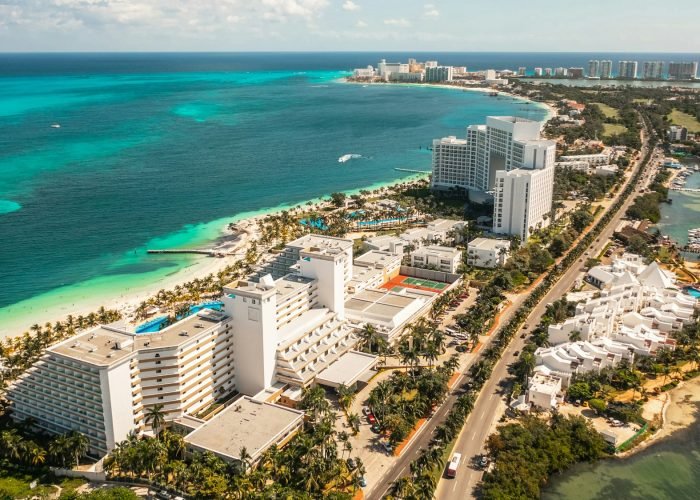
[316,350,377,389]
[184,397,304,462]
[286,234,353,251]
[50,309,230,366]
[354,250,401,269]
[344,288,431,326]
[413,245,461,257]
[468,237,511,251]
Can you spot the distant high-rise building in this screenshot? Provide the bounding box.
[568,67,584,79]
[642,61,664,79]
[534,67,543,77]
[544,68,553,77]
[668,61,698,80]
[588,60,600,78]
[599,60,613,79]
[618,61,638,79]
[425,66,454,82]
[554,67,567,77]
[424,60,439,69]
[518,67,526,76]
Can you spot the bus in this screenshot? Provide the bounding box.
[446,453,461,478]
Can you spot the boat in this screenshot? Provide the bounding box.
[50,124,61,128]
[338,154,362,163]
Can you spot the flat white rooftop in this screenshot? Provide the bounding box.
[316,350,377,388]
[286,234,353,251]
[468,237,511,251]
[354,250,401,268]
[184,396,304,462]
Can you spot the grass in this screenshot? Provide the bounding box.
[667,109,700,133]
[0,465,85,498]
[592,102,619,118]
[603,123,628,136]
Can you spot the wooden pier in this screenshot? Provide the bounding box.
[147,249,225,257]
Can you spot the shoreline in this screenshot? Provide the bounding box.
[617,375,700,459]
[341,78,557,121]
[0,173,427,339]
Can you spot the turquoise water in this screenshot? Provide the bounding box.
[687,287,700,298]
[657,164,700,251]
[0,54,547,337]
[543,420,700,499]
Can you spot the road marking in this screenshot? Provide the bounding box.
[453,482,459,492]
[489,393,495,401]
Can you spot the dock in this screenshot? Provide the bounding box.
[670,187,700,193]
[394,168,431,174]
[147,249,226,257]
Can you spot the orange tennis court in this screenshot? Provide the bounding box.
[381,274,449,293]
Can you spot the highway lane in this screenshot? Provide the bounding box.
[436,128,653,500]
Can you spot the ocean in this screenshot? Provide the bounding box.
[0,52,552,336]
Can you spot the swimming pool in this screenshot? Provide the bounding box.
[686,287,700,298]
[135,301,224,332]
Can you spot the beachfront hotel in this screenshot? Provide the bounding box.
[431,116,556,241]
[8,233,449,457]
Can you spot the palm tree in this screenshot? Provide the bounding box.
[337,384,356,412]
[347,412,361,435]
[145,404,166,437]
[67,431,90,466]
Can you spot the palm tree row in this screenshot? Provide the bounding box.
[0,424,90,469]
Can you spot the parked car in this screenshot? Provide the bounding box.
[456,345,468,353]
[362,407,370,416]
[513,350,520,357]
[383,442,394,454]
[479,455,489,468]
[367,413,377,425]
[347,458,356,470]
[359,476,367,487]
[371,423,381,433]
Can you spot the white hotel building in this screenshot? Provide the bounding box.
[10,235,441,455]
[431,116,555,241]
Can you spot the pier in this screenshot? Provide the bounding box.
[670,187,700,193]
[394,168,431,174]
[147,249,226,257]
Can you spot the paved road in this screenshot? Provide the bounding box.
[436,128,653,500]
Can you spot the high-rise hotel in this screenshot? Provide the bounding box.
[431,116,555,241]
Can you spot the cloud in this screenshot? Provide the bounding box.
[261,0,329,21]
[356,20,367,28]
[424,3,439,17]
[342,1,360,11]
[383,18,411,27]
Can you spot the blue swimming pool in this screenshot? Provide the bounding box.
[686,287,700,298]
[135,316,169,333]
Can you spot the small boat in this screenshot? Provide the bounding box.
[50,124,61,128]
[338,154,362,163]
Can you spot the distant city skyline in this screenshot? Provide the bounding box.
[0,0,698,53]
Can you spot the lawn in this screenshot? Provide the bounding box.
[603,123,628,136]
[667,109,700,133]
[0,466,85,498]
[592,102,619,118]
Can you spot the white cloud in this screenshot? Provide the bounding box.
[261,0,329,21]
[383,18,410,27]
[356,20,367,28]
[342,1,360,11]
[424,3,439,17]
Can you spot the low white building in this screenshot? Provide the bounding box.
[527,372,562,410]
[353,66,375,78]
[363,234,405,254]
[466,237,511,268]
[559,152,612,166]
[410,245,462,273]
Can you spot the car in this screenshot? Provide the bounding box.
[456,345,468,353]
[359,476,367,487]
[513,350,520,356]
[362,407,370,416]
[479,456,489,468]
[371,423,381,433]
[449,340,459,347]
[347,458,356,470]
[383,442,394,454]
[367,413,377,425]
[520,333,526,339]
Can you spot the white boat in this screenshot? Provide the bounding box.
[50,124,61,128]
[338,154,362,163]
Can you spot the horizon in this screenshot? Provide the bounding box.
[1,1,697,53]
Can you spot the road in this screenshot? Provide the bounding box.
[436,126,653,499]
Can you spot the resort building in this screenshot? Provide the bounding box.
[492,164,555,241]
[668,61,698,80]
[559,152,612,166]
[347,250,402,294]
[527,372,562,410]
[431,116,556,194]
[363,234,405,255]
[253,234,353,281]
[587,60,600,78]
[642,61,664,80]
[183,396,304,465]
[466,237,511,268]
[410,245,462,274]
[7,309,234,456]
[399,219,466,248]
[618,60,638,79]
[425,66,453,82]
[599,60,613,79]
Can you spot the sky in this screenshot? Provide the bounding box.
[0,0,697,53]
